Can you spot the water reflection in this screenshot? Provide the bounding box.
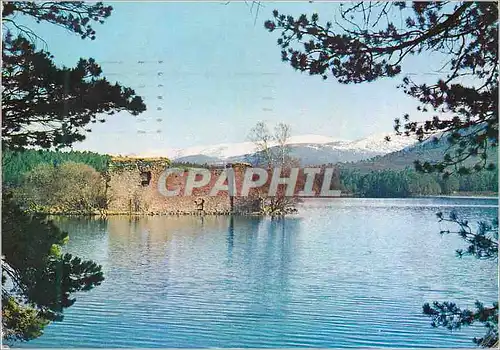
[227,216,234,263]
[49,216,109,263]
[21,198,497,348]
[98,214,303,324]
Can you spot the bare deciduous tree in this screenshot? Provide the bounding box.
[248,121,299,215]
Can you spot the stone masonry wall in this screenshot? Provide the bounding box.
[107,162,258,214]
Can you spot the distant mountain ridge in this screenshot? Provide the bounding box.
[135,133,418,166]
[342,133,499,172]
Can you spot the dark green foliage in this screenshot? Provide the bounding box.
[340,168,497,198]
[2,33,146,150]
[265,2,498,176]
[2,193,104,341]
[1,1,138,342]
[2,297,49,342]
[2,149,111,186]
[457,173,499,193]
[423,301,498,347]
[266,3,498,345]
[424,212,498,347]
[439,176,460,195]
[437,212,498,260]
[2,2,146,150]
[2,2,113,41]
[170,161,212,169]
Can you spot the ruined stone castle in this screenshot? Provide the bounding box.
[106,157,259,214]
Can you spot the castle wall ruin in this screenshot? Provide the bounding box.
[106,158,259,214]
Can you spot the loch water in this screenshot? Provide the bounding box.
[18,197,498,348]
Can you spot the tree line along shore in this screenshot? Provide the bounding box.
[3,148,497,216]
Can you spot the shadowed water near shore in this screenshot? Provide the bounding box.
[15,197,498,348]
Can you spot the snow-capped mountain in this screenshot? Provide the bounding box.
[137,133,417,166]
[347,133,417,153]
[160,134,342,160]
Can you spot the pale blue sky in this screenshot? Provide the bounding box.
[15,2,444,155]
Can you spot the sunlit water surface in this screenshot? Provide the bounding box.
[15,197,498,348]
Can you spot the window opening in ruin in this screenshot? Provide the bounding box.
[140,171,152,186]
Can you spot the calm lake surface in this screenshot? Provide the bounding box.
[17,197,498,348]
